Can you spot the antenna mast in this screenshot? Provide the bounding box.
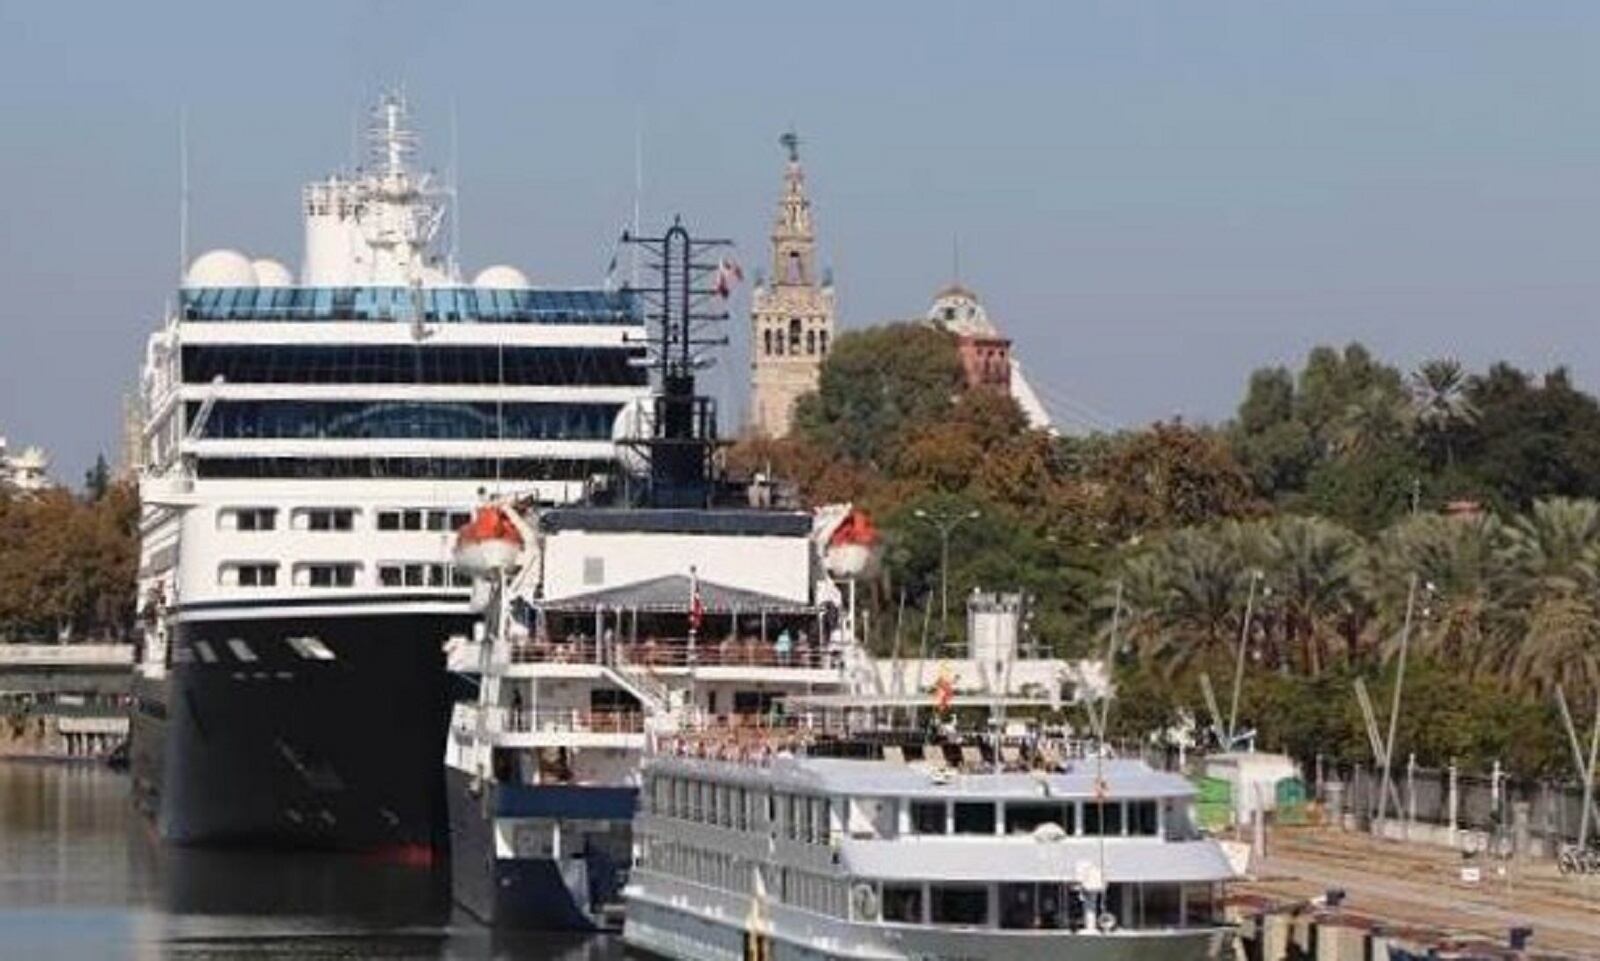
[619,219,735,508]
[178,106,189,283]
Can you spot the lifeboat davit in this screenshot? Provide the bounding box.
[453,506,524,575]
[824,509,881,580]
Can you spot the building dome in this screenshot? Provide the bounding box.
[927,284,995,337]
[251,258,293,288]
[473,264,530,290]
[184,249,259,288]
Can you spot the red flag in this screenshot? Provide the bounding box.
[713,257,744,299]
[689,568,705,633]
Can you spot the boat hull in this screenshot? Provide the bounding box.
[625,880,1233,961]
[131,612,472,852]
[446,765,635,931]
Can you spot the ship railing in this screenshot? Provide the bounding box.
[505,640,605,665]
[489,705,646,735]
[615,641,838,670]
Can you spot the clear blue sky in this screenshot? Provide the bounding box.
[4,1,1600,483]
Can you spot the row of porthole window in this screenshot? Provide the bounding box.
[218,507,471,533]
[218,561,471,590]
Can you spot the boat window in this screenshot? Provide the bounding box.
[1142,883,1182,927]
[1005,802,1073,835]
[1083,801,1123,836]
[221,507,276,531]
[812,797,829,843]
[930,885,989,927]
[999,883,1067,929]
[882,884,922,924]
[910,800,947,835]
[953,802,996,835]
[734,787,748,831]
[1129,800,1159,836]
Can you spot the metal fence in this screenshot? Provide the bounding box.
[1323,760,1594,847]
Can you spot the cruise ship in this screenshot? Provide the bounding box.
[129,93,649,853]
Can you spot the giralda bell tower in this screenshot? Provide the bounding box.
[749,131,835,438]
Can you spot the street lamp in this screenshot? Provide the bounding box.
[913,506,981,643]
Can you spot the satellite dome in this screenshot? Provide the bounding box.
[611,402,652,476]
[251,258,293,288]
[473,264,530,290]
[184,249,258,288]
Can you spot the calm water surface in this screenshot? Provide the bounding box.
[0,762,626,961]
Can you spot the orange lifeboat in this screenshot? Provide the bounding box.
[824,508,881,580]
[452,506,524,574]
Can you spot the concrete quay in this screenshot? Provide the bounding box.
[1233,826,1600,960]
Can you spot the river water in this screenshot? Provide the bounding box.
[0,762,626,961]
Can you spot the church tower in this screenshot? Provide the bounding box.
[749,131,835,438]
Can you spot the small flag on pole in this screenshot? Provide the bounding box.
[713,257,744,298]
[688,566,705,634]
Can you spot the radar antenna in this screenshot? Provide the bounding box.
[618,219,736,508]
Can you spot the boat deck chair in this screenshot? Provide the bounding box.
[881,744,907,765]
[960,745,985,772]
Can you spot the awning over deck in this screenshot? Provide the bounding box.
[539,574,816,615]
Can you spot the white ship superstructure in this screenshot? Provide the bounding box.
[626,736,1236,961]
[130,93,648,852]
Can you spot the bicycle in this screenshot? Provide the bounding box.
[1556,842,1600,876]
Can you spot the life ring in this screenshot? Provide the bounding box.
[851,883,879,921]
[1098,911,1118,932]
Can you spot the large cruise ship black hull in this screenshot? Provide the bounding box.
[132,611,473,854]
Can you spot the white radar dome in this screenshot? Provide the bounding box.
[251,258,293,288]
[611,402,652,476]
[473,264,530,290]
[184,249,258,288]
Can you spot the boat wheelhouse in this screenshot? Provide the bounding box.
[625,733,1235,961]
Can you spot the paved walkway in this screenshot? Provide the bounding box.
[1240,828,1600,959]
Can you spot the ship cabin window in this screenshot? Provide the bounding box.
[375,508,470,532]
[1005,802,1075,835]
[953,801,997,835]
[296,508,355,531]
[299,563,357,588]
[1130,799,1159,836]
[220,563,278,588]
[930,885,989,927]
[733,787,749,831]
[910,800,947,835]
[674,779,689,820]
[221,507,276,531]
[377,563,452,589]
[848,796,897,839]
[882,884,923,924]
[1083,801,1124,837]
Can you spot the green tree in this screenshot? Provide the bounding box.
[82,454,111,502]
[1408,358,1478,469]
[792,324,964,468]
[1502,498,1600,701]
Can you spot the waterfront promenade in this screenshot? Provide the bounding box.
[1239,826,1600,959]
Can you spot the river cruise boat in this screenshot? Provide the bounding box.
[624,728,1235,961]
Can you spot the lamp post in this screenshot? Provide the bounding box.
[913,506,981,644]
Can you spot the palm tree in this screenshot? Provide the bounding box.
[1259,515,1364,676]
[1501,498,1600,700]
[1333,385,1411,460]
[1368,512,1516,676]
[1408,358,1480,468]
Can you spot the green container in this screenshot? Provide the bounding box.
[1192,776,1234,831]
[1274,777,1308,825]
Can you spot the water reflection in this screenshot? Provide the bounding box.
[0,762,624,961]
